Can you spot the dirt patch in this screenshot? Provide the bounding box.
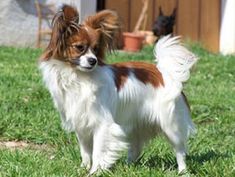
[0,141,50,150]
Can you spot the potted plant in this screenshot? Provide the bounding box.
[123,0,149,52]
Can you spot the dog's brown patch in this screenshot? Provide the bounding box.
[111,64,130,91]
[111,61,164,91]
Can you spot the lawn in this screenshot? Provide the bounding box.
[0,44,234,177]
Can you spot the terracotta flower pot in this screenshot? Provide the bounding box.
[123,32,145,52]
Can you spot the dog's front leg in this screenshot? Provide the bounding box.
[89,124,110,174]
[76,132,93,170]
[89,123,128,174]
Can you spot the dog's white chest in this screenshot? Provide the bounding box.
[40,60,100,132]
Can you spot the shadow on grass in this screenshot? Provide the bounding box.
[136,153,177,170]
[187,149,230,174]
[132,149,230,171]
[188,149,229,164]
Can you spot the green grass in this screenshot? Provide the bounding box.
[0,44,234,177]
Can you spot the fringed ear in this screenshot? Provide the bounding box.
[62,5,79,24]
[171,8,177,21]
[159,7,163,16]
[40,5,79,60]
[84,10,121,52]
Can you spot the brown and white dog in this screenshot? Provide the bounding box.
[39,5,197,174]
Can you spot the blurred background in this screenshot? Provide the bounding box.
[0,0,234,54]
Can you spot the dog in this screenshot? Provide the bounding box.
[152,7,176,37]
[39,5,197,174]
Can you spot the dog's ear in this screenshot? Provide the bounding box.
[171,8,177,21]
[84,10,121,52]
[40,5,79,60]
[159,7,163,16]
[62,5,79,23]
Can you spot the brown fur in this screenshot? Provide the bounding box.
[40,6,121,64]
[111,64,129,91]
[111,62,164,91]
[40,5,80,61]
[84,10,121,60]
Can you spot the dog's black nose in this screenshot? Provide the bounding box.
[88,58,97,66]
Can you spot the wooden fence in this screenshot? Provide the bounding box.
[101,0,220,52]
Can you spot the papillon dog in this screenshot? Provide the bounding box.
[39,5,197,174]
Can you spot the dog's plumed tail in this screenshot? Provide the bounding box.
[155,35,198,83]
[154,35,198,100]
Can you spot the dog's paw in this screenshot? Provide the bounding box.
[80,161,91,170]
[178,168,188,176]
[89,167,98,175]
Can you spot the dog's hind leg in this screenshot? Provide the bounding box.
[127,137,144,163]
[127,127,151,163]
[164,128,187,173]
[160,94,195,173]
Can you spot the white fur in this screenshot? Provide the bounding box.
[39,35,197,174]
[155,35,198,98]
[77,49,97,72]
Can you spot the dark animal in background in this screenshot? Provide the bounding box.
[152,7,176,37]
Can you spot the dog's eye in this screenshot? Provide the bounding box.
[74,45,86,53]
[93,46,98,53]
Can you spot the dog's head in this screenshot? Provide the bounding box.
[40,5,121,72]
[152,7,176,37]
